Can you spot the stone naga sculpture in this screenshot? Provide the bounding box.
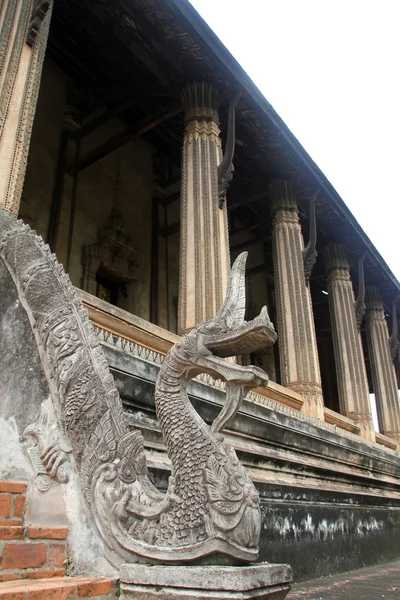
[0,208,277,565]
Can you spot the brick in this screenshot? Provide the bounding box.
[48,544,67,568]
[12,497,25,518]
[77,578,114,597]
[0,496,11,518]
[0,521,22,527]
[28,581,76,600]
[0,572,24,582]
[0,482,27,494]
[27,527,68,540]
[26,569,65,579]
[2,543,46,569]
[0,589,25,600]
[0,527,24,540]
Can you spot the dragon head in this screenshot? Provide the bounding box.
[195,252,277,359]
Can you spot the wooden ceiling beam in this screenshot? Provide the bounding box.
[68,102,181,173]
[77,97,137,139]
[70,1,177,96]
[115,0,188,79]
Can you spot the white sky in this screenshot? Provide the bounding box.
[189,0,400,281]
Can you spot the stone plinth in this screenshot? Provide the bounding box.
[269,180,324,419]
[120,562,292,600]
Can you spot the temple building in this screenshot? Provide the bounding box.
[1,0,400,586]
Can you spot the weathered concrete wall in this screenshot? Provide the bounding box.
[103,342,400,583]
[21,58,154,321]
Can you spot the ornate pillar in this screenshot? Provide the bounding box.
[323,244,374,440]
[365,287,400,445]
[178,83,230,334]
[270,179,324,419]
[0,0,52,214]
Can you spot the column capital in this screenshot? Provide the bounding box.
[268,179,297,214]
[365,285,384,311]
[182,82,220,124]
[323,243,350,273]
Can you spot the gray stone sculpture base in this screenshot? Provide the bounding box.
[120,562,292,599]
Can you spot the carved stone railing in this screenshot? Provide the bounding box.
[78,289,398,454]
[79,289,303,412]
[375,432,398,451]
[323,407,360,434]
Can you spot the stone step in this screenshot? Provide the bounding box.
[0,575,115,599]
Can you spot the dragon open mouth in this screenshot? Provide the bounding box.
[199,253,277,359]
[207,308,277,358]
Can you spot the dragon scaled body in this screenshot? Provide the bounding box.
[0,208,277,566]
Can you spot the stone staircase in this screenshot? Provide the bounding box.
[0,480,116,599]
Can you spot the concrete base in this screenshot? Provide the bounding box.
[120,562,292,599]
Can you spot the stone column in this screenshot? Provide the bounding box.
[270,179,324,419]
[0,0,53,214]
[323,244,374,440]
[365,286,400,445]
[178,83,230,334]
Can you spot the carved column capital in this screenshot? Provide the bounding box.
[269,179,297,214]
[182,82,220,124]
[365,286,384,313]
[323,243,350,273]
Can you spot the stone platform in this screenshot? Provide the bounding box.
[120,562,292,599]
